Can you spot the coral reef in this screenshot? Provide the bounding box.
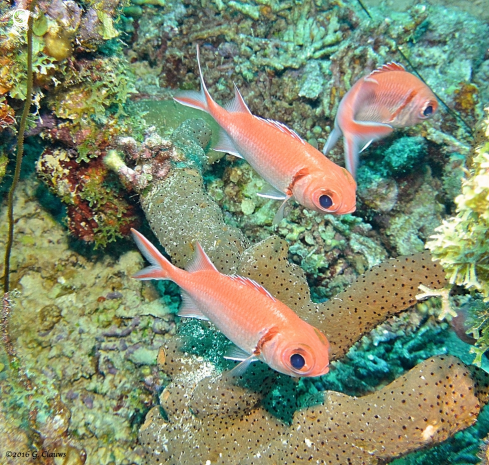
[37,148,140,246]
[428,109,489,364]
[0,178,175,464]
[1,0,489,462]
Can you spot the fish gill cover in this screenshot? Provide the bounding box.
[0,0,489,463]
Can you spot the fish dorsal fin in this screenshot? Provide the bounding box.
[185,242,219,273]
[369,62,406,77]
[229,275,277,301]
[224,84,252,114]
[255,117,306,145]
[224,343,253,361]
[177,291,209,320]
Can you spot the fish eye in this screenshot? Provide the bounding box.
[319,194,333,209]
[423,105,433,117]
[290,353,305,370]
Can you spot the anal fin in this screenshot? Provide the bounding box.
[213,129,243,158]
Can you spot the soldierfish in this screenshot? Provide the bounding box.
[131,229,330,378]
[323,62,438,178]
[174,46,356,222]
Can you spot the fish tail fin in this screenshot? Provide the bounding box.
[131,229,177,281]
[173,45,214,113]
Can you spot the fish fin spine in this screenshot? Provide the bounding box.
[173,45,214,113]
[131,229,176,280]
[254,117,306,144]
[185,242,219,273]
[224,84,252,114]
[369,62,406,77]
[229,275,277,301]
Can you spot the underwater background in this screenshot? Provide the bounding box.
[1,0,489,463]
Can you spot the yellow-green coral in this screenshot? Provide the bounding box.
[427,110,489,300]
[427,108,489,364]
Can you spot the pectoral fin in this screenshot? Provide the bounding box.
[228,354,259,377]
[177,291,209,320]
[224,344,253,361]
[273,196,292,225]
[213,129,243,158]
[256,182,288,200]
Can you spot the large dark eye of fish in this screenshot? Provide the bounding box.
[423,105,433,117]
[319,194,333,209]
[290,353,305,370]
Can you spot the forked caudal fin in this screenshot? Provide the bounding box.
[131,229,177,280]
[173,45,214,113]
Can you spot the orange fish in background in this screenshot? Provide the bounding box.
[131,229,330,378]
[174,46,356,223]
[323,62,438,178]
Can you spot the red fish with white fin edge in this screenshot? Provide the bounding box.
[323,62,438,178]
[174,46,356,223]
[131,229,330,378]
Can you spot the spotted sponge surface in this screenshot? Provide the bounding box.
[139,355,481,464]
[236,236,447,361]
[238,235,311,312]
[312,250,448,360]
[141,168,249,274]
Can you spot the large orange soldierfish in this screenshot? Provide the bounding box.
[323,62,438,178]
[131,229,330,378]
[174,46,356,222]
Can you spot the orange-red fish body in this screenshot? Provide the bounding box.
[174,47,356,219]
[131,229,330,378]
[324,62,438,177]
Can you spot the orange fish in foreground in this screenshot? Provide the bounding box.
[323,62,438,178]
[131,229,330,378]
[174,46,356,222]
